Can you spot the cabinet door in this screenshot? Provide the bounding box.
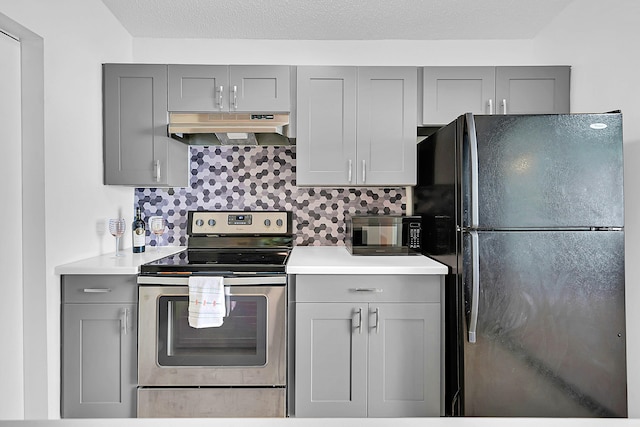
[422,66,496,125]
[229,65,290,112]
[296,66,357,186]
[495,66,570,114]
[168,64,229,112]
[295,303,367,417]
[357,67,417,186]
[103,64,188,187]
[62,303,137,418]
[368,303,441,417]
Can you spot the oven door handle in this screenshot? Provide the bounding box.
[137,275,287,286]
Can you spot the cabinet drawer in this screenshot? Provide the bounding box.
[62,275,137,303]
[293,274,441,303]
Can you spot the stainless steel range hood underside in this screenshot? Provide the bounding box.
[168,112,293,146]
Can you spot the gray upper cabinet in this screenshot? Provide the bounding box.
[422,66,570,125]
[296,66,417,187]
[61,275,138,418]
[495,66,570,115]
[357,67,417,186]
[422,67,496,125]
[103,64,188,187]
[168,65,291,112]
[296,66,358,186]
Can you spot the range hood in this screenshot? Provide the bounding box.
[168,112,292,145]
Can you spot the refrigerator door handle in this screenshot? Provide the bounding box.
[465,113,480,228]
[468,230,480,343]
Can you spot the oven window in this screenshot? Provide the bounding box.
[157,295,267,366]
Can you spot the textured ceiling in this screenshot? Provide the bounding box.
[100,0,576,40]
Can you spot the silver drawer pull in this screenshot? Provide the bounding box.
[352,307,363,334]
[353,288,383,293]
[372,307,380,334]
[83,288,112,293]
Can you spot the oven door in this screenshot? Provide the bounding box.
[138,276,286,386]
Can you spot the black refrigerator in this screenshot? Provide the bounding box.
[414,112,627,417]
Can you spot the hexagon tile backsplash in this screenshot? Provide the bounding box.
[134,146,406,247]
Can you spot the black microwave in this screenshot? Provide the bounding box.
[345,214,422,255]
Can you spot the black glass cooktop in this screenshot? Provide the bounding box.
[139,249,290,275]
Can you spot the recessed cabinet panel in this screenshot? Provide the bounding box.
[80,310,127,403]
[296,66,358,186]
[229,65,291,112]
[311,318,355,401]
[103,64,188,187]
[295,302,367,417]
[168,65,228,111]
[495,66,569,115]
[368,303,441,417]
[308,79,351,174]
[357,67,417,186]
[63,303,137,418]
[423,67,496,125]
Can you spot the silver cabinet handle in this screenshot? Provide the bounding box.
[348,159,352,183]
[487,98,493,115]
[232,85,238,110]
[362,159,366,183]
[155,159,161,183]
[465,113,479,228]
[121,308,130,335]
[468,231,480,343]
[218,85,224,110]
[501,98,507,114]
[353,307,363,334]
[372,307,380,334]
[353,288,383,293]
[83,288,112,293]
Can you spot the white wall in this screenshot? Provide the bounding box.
[132,38,537,66]
[0,30,24,420]
[0,0,133,419]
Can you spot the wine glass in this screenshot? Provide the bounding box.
[149,216,166,251]
[108,218,126,257]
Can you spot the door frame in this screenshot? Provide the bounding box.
[0,12,46,419]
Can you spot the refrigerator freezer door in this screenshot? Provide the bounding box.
[462,230,626,417]
[465,113,624,229]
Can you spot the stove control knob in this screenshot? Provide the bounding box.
[195,219,204,227]
[264,219,271,227]
[208,219,216,227]
[276,219,284,227]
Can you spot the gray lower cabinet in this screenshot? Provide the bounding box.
[293,275,442,417]
[168,64,291,112]
[61,275,137,418]
[422,66,570,125]
[103,64,189,187]
[296,66,417,186]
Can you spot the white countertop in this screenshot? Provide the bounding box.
[286,246,448,275]
[54,246,186,275]
[55,245,448,276]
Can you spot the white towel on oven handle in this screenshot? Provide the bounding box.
[188,276,226,328]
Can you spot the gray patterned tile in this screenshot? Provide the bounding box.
[134,146,406,246]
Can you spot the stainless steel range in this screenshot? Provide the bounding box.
[136,210,292,418]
